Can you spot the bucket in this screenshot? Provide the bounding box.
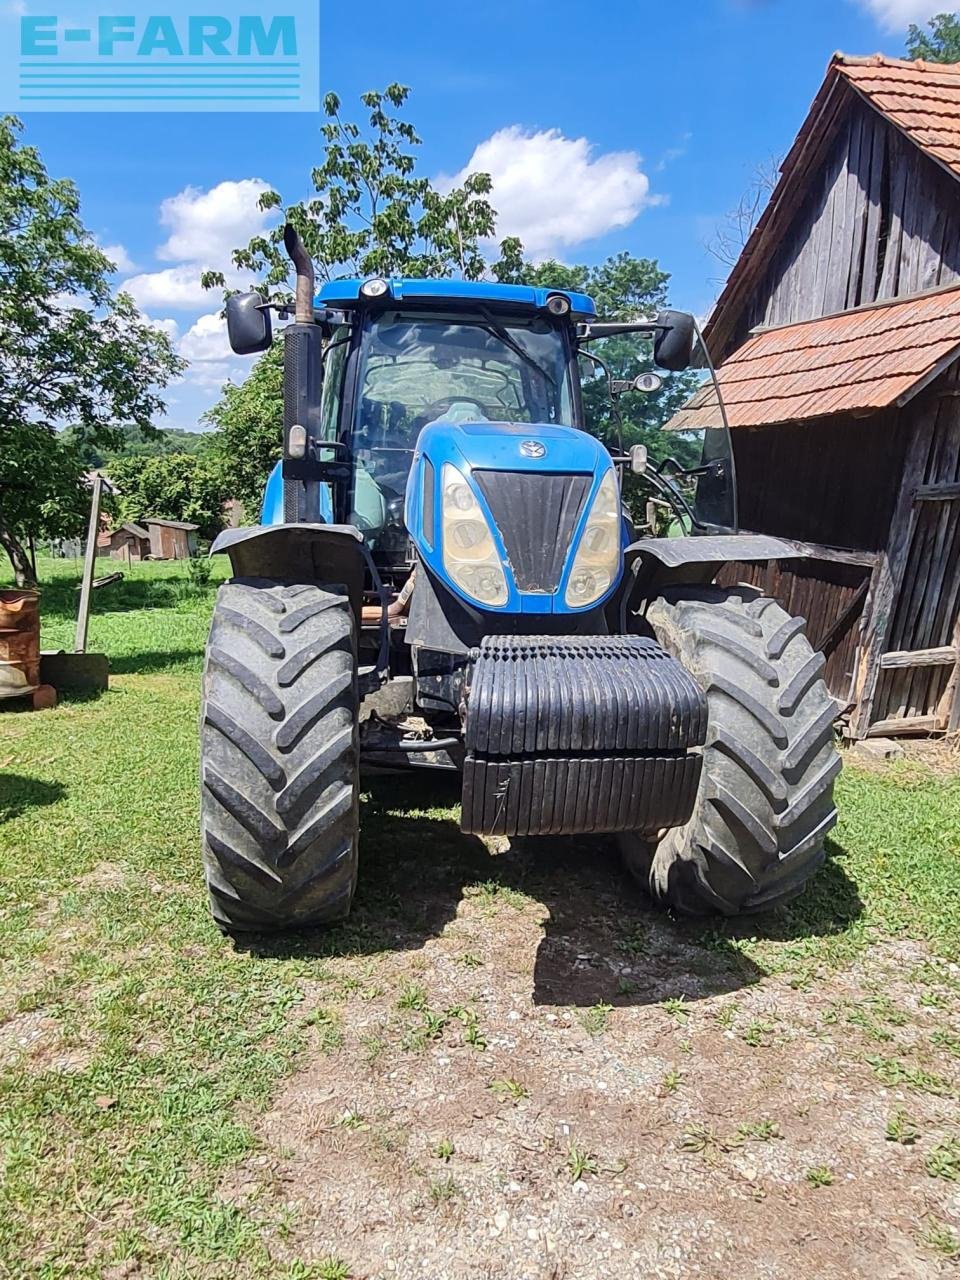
[0,589,41,700]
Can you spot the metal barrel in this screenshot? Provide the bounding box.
[0,589,41,700]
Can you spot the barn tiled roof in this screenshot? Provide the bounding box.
[704,53,960,358]
[674,283,960,430]
[837,55,960,180]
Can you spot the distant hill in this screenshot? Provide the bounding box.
[64,424,210,467]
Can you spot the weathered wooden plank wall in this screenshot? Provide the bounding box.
[725,414,912,708]
[731,100,960,346]
[733,412,911,550]
[866,367,960,730]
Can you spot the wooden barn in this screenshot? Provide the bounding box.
[703,53,960,739]
[145,519,198,560]
[96,522,150,563]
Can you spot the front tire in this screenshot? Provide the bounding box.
[621,586,840,915]
[200,578,359,932]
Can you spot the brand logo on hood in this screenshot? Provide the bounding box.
[519,439,546,459]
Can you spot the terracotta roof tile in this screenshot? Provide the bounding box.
[674,284,960,430]
[836,55,960,179]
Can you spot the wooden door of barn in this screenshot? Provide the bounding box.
[853,380,960,737]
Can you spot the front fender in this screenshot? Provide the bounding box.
[626,534,805,571]
[210,524,367,622]
[623,533,807,600]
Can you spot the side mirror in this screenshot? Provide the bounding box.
[226,290,272,355]
[630,443,648,474]
[653,309,696,372]
[609,371,664,397]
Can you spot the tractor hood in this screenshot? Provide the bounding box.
[405,419,624,615]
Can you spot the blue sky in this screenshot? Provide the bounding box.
[13,0,944,431]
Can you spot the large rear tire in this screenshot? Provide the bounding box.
[200,578,359,932]
[620,585,840,915]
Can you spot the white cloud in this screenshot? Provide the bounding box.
[122,264,220,311]
[439,127,655,259]
[156,178,272,266]
[174,314,250,398]
[182,360,247,394]
[50,291,91,312]
[179,311,231,363]
[122,178,271,311]
[857,0,943,29]
[100,242,136,273]
[146,315,180,343]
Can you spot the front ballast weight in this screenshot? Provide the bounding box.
[461,634,707,837]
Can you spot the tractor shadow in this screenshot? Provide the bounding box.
[0,773,66,825]
[239,772,863,1009]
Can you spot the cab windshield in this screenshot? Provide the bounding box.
[351,311,574,497]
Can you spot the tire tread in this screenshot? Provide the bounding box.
[200,577,359,932]
[622,586,840,916]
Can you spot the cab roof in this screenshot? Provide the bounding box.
[315,277,597,319]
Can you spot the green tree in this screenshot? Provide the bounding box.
[906,12,960,61]
[108,454,226,541]
[0,115,183,586]
[202,84,516,295]
[63,424,211,468]
[509,252,700,458]
[1,425,91,568]
[201,341,283,517]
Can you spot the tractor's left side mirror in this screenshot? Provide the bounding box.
[226,290,272,355]
[653,309,696,372]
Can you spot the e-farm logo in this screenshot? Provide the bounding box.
[1,1,319,111]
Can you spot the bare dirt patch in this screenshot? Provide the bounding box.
[218,826,960,1280]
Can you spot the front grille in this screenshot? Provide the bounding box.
[472,470,591,592]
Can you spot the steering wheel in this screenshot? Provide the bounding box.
[422,396,488,422]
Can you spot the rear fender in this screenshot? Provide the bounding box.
[210,524,367,623]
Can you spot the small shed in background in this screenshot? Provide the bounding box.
[700,53,960,739]
[97,521,151,563]
[145,519,198,560]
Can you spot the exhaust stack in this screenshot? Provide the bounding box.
[281,223,324,522]
[284,222,316,325]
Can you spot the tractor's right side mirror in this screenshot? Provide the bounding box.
[630,443,648,474]
[226,290,273,355]
[653,309,696,372]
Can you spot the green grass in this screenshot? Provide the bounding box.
[27,553,231,675]
[3,554,960,1273]
[565,1144,598,1182]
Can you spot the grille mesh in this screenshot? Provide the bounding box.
[472,470,591,592]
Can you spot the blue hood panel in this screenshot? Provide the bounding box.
[405,420,624,615]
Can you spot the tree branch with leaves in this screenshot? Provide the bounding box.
[202,84,512,298]
[0,115,184,586]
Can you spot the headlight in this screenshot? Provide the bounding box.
[441,464,508,607]
[564,469,621,608]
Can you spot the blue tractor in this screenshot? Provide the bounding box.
[201,225,840,931]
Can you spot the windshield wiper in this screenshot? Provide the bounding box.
[478,308,557,393]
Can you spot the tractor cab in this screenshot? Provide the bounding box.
[254,274,737,612]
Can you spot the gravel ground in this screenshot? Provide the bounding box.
[218,823,960,1280]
